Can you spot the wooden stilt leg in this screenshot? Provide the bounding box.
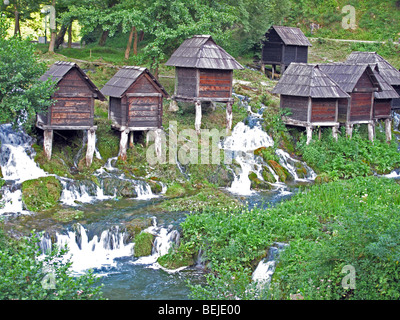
[368,122,374,142]
[261,63,265,75]
[169,99,179,112]
[332,126,339,141]
[195,100,202,134]
[226,102,233,134]
[119,129,129,161]
[86,128,96,167]
[385,118,392,142]
[129,131,134,148]
[154,129,162,159]
[43,129,53,160]
[346,123,353,138]
[306,126,313,145]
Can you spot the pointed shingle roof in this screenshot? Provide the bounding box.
[270,26,312,47]
[165,35,243,70]
[272,63,349,98]
[101,66,168,98]
[40,61,105,100]
[318,63,381,93]
[346,51,400,86]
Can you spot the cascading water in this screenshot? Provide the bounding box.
[251,242,288,296]
[222,98,316,196]
[0,124,48,215]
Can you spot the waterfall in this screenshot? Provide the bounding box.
[0,124,48,215]
[131,217,184,272]
[252,242,288,286]
[222,121,274,195]
[40,223,135,275]
[275,149,316,182]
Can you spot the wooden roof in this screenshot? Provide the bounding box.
[318,63,381,93]
[100,66,169,98]
[272,63,349,98]
[40,61,105,100]
[371,65,400,100]
[346,51,400,86]
[165,35,243,70]
[268,26,312,47]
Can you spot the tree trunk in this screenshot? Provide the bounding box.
[14,10,20,36]
[124,26,135,60]
[133,27,138,55]
[98,30,109,46]
[68,24,72,48]
[55,24,68,49]
[48,0,56,53]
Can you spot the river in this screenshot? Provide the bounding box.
[0,104,317,300]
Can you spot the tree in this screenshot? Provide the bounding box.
[1,0,42,36]
[0,17,56,127]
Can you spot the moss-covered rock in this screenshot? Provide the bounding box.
[268,160,289,183]
[125,217,153,240]
[53,209,84,223]
[248,172,272,190]
[134,232,154,257]
[21,176,62,212]
[261,167,277,183]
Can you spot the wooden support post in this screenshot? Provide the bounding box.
[119,128,129,161]
[271,65,275,80]
[129,131,134,148]
[154,129,163,159]
[86,128,96,167]
[368,122,375,142]
[195,100,202,134]
[385,118,392,142]
[318,127,322,140]
[169,99,179,112]
[260,63,265,75]
[332,125,339,141]
[226,101,233,134]
[346,123,353,138]
[43,129,53,161]
[306,126,313,145]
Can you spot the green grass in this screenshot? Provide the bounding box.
[183,176,400,300]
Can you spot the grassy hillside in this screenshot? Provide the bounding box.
[288,0,400,42]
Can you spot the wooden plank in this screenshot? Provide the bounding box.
[126,93,161,97]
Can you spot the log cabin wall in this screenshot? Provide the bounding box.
[175,67,198,98]
[393,86,400,109]
[311,98,337,123]
[281,95,309,122]
[350,71,376,122]
[109,96,122,125]
[337,98,349,123]
[198,69,233,99]
[262,28,283,64]
[50,68,94,127]
[374,99,392,119]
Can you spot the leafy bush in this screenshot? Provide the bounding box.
[0,228,104,300]
[184,176,400,300]
[297,126,400,179]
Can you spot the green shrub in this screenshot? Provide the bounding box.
[134,232,154,257]
[21,176,62,212]
[0,228,104,300]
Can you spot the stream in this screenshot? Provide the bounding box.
[0,102,320,300]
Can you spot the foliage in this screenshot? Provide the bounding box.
[0,16,56,127]
[297,125,400,179]
[0,228,104,300]
[183,176,400,300]
[133,232,154,257]
[21,176,62,212]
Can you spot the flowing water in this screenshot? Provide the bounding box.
[0,103,318,299]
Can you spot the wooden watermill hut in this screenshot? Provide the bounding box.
[165,35,243,133]
[36,61,105,166]
[318,63,381,141]
[271,63,350,144]
[261,26,312,78]
[100,66,169,160]
[346,51,400,109]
